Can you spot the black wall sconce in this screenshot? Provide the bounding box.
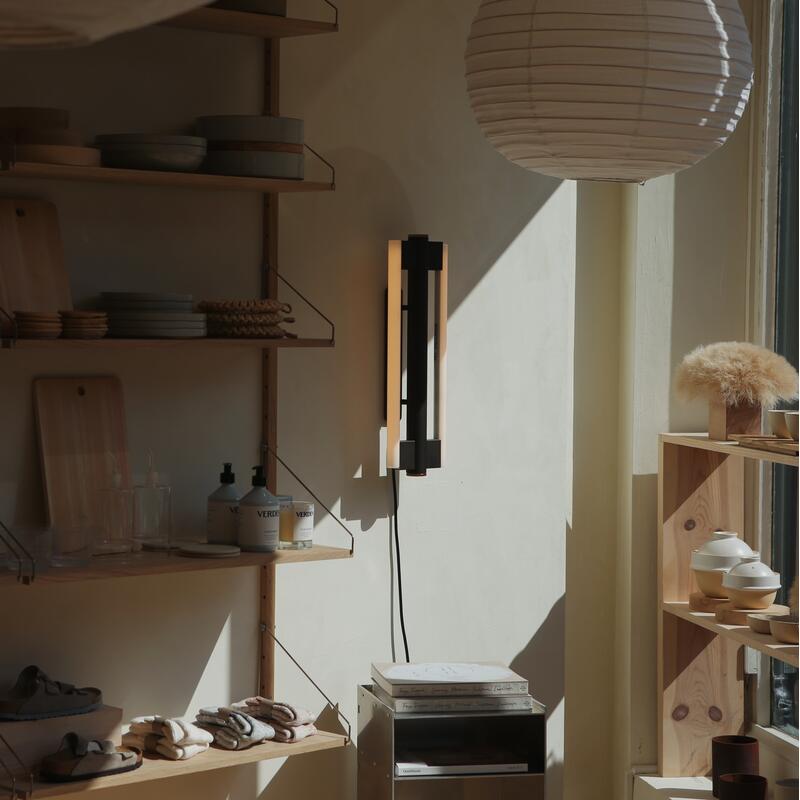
[386,234,447,477]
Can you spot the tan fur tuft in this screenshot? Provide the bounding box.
[675,342,798,408]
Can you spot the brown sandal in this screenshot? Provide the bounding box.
[40,733,141,782]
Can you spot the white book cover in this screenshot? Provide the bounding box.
[395,748,528,777]
[371,662,528,697]
[372,683,535,713]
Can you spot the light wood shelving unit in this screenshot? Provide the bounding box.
[657,433,798,778]
[25,732,347,799]
[1,4,349,797]
[0,161,333,194]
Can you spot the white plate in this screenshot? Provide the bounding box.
[179,543,241,558]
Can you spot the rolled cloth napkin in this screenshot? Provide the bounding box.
[233,697,316,726]
[122,730,209,761]
[196,706,275,751]
[272,722,317,743]
[129,715,213,746]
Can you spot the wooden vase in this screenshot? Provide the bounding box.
[708,400,761,442]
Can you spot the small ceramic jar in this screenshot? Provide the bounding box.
[690,532,758,599]
[722,560,781,610]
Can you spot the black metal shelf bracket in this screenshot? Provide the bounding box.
[0,519,34,584]
[258,624,352,742]
[260,442,354,555]
[0,308,17,349]
[266,268,335,345]
[304,142,335,190]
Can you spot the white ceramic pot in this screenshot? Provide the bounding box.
[723,560,781,610]
[785,411,799,441]
[690,532,758,599]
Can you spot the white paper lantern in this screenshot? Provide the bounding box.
[465,0,754,182]
[0,0,207,48]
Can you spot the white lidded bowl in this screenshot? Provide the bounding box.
[722,560,781,591]
[690,532,757,572]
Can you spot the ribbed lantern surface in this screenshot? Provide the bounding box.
[465,0,754,182]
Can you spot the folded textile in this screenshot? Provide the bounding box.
[233,697,316,727]
[155,741,209,761]
[122,730,209,761]
[129,715,213,746]
[272,722,317,743]
[196,707,275,751]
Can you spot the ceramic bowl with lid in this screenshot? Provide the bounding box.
[722,560,781,609]
[690,532,758,598]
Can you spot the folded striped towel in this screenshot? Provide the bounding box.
[233,697,316,727]
[196,706,275,751]
[129,716,213,746]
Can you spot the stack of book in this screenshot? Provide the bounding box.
[370,661,536,778]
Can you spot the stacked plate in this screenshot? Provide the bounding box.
[60,311,108,339]
[102,293,206,339]
[0,106,99,166]
[96,135,206,172]
[13,311,62,339]
[196,116,304,179]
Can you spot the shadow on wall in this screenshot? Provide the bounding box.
[510,593,565,800]
[258,705,354,800]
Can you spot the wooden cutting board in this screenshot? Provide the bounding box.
[0,198,72,315]
[34,377,130,530]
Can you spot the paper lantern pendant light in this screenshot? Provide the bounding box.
[465,0,754,182]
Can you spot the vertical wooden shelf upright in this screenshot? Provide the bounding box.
[657,433,798,778]
[260,36,281,701]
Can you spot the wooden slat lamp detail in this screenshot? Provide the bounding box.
[386,235,447,476]
[674,342,798,442]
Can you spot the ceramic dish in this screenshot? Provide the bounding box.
[768,409,791,438]
[722,560,781,609]
[196,114,303,143]
[14,144,100,167]
[178,543,241,559]
[747,612,788,634]
[770,615,799,644]
[101,292,193,303]
[212,0,287,15]
[204,150,303,179]
[786,411,799,441]
[97,136,206,172]
[690,532,758,598]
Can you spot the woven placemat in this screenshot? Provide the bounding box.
[198,299,292,314]
[207,323,295,339]
[205,312,294,326]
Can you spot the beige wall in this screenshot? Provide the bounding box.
[0,2,576,798]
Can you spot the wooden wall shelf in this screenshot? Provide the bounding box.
[0,545,352,588]
[6,338,333,350]
[26,732,347,798]
[661,433,798,467]
[0,162,334,194]
[657,433,799,778]
[164,7,339,39]
[664,602,798,667]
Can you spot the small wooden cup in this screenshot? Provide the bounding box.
[718,774,767,800]
[712,736,759,797]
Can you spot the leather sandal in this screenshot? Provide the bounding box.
[40,733,141,782]
[0,666,102,720]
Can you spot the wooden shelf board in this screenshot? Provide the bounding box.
[26,731,347,798]
[164,7,338,38]
[661,433,798,467]
[0,162,334,194]
[1,545,352,587]
[8,337,333,350]
[663,602,798,667]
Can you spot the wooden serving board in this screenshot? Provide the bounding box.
[34,377,130,531]
[729,434,799,455]
[715,602,790,625]
[0,198,72,316]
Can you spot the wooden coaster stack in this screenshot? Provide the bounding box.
[197,299,296,338]
[13,311,62,339]
[60,311,108,339]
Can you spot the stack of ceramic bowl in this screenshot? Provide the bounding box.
[722,561,781,610]
[196,115,303,179]
[96,134,207,172]
[197,299,294,338]
[0,106,99,166]
[690,532,759,599]
[59,311,108,339]
[102,293,206,339]
[12,311,62,339]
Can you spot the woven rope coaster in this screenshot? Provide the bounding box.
[207,323,294,339]
[205,312,294,326]
[198,299,291,314]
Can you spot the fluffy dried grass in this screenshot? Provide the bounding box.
[675,342,798,408]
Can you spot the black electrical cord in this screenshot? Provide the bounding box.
[391,468,410,663]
